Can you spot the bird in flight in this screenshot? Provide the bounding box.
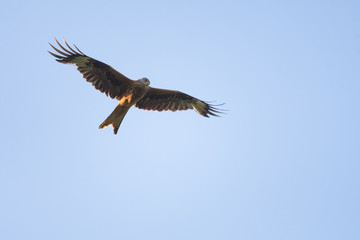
[49,39,223,134]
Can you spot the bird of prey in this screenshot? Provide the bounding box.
[49,39,223,134]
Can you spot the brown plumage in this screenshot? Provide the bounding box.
[49,39,223,134]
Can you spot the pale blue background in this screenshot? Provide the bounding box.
[1,1,359,239]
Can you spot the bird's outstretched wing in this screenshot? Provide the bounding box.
[48,39,134,99]
[135,87,223,117]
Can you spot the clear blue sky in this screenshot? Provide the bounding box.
[1,0,359,239]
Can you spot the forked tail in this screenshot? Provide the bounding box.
[99,104,130,134]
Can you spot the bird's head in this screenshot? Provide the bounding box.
[138,77,150,86]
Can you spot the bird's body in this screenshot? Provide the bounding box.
[49,39,222,134]
[99,78,150,133]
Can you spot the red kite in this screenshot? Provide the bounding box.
[49,39,223,134]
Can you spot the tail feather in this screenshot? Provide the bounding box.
[99,104,130,134]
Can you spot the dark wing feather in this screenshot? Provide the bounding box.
[49,39,134,99]
[135,87,223,117]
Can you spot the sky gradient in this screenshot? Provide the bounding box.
[1,1,359,239]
